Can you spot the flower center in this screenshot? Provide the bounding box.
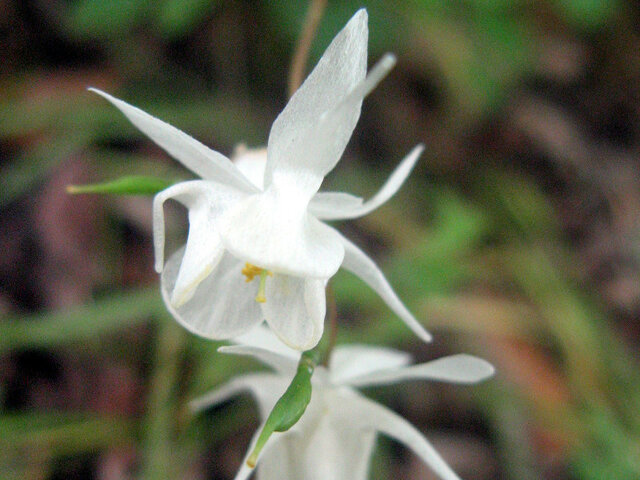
[241,263,273,303]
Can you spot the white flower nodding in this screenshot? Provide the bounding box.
[192,327,495,480]
[90,9,430,350]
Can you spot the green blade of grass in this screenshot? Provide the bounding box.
[139,317,187,480]
[0,287,164,353]
[0,412,134,456]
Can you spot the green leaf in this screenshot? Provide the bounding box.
[67,175,174,196]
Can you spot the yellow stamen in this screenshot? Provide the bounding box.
[255,269,270,303]
[241,263,273,303]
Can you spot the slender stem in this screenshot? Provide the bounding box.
[139,316,186,480]
[322,283,338,367]
[287,0,328,98]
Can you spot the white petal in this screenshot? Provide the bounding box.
[218,191,344,278]
[261,274,326,350]
[190,373,279,413]
[192,376,291,480]
[267,53,397,205]
[329,345,412,385]
[219,345,298,376]
[264,9,368,201]
[251,389,376,480]
[232,460,255,480]
[153,180,247,306]
[341,392,462,480]
[89,88,257,193]
[311,145,424,221]
[253,395,327,478]
[162,250,263,340]
[255,434,301,480]
[346,354,495,388]
[153,181,204,273]
[291,393,376,480]
[234,425,289,480]
[232,146,267,190]
[171,234,223,308]
[328,53,396,114]
[339,233,432,342]
[232,323,301,361]
[308,192,363,218]
[171,204,223,306]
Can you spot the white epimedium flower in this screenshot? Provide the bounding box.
[192,327,495,480]
[89,9,430,350]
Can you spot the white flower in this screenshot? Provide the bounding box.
[89,9,430,350]
[192,327,495,480]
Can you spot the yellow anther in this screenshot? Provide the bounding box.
[241,263,264,282]
[241,263,272,303]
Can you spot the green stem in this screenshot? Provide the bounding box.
[139,317,186,480]
[321,284,338,367]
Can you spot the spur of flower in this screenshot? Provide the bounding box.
[192,327,495,480]
[89,9,429,350]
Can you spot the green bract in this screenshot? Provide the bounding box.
[67,175,173,195]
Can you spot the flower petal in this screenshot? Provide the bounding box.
[329,345,411,385]
[165,193,223,306]
[276,391,375,480]
[346,354,495,388]
[308,192,363,218]
[234,425,289,480]
[162,250,263,339]
[232,145,267,190]
[152,180,205,273]
[310,145,424,221]
[170,217,223,308]
[232,323,301,361]
[253,434,301,480]
[218,191,345,278]
[341,392,462,480]
[264,9,368,201]
[153,180,247,306]
[269,53,397,207]
[89,88,257,193]
[261,274,326,350]
[190,373,284,414]
[339,233,432,342]
[219,344,299,376]
[192,374,291,480]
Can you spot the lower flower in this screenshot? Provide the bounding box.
[192,326,495,480]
